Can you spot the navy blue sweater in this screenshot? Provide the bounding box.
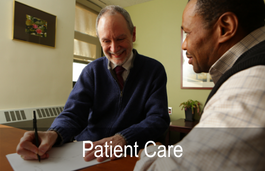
[49,50,170,150]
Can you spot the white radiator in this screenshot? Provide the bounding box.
[0,106,64,131]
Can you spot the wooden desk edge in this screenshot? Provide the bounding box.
[0,125,138,171]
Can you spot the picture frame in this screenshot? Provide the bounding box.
[13,1,56,47]
[181,28,214,89]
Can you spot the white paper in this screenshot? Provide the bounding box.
[6,141,108,171]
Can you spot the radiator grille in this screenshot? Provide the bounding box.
[0,106,64,123]
[4,110,26,122]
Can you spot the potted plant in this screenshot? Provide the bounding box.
[179,99,201,121]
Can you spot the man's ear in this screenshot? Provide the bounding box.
[132,26,136,42]
[216,12,238,43]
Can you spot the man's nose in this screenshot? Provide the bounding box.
[110,41,120,53]
[181,38,187,51]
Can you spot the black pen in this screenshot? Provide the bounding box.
[33,111,41,162]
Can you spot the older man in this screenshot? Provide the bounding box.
[16,5,169,162]
[135,0,265,170]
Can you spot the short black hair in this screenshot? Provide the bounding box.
[190,0,265,33]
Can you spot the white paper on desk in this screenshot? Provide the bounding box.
[6,141,109,171]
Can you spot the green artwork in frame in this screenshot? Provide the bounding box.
[13,1,56,47]
[25,15,48,38]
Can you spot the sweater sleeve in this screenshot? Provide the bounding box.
[48,68,93,143]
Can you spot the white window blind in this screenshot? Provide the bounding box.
[74,3,101,62]
[74,39,96,59]
[75,5,97,37]
[73,3,102,83]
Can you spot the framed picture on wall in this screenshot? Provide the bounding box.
[13,1,56,47]
[181,28,214,89]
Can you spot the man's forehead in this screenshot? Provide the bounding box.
[185,0,197,16]
[182,1,198,24]
[98,13,131,33]
[99,12,124,24]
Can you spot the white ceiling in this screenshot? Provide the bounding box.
[88,0,153,8]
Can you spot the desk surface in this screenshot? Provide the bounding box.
[0,125,137,171]
[170,118,199,129]
[166,118,199,145]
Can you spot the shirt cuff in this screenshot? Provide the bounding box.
[141,145,159,159]
[48,129,64,146]
[115,132,128,144]
[134,145,159,171]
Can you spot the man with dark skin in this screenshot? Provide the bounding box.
[135,0,265,170]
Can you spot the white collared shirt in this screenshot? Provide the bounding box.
[108,51,134,82]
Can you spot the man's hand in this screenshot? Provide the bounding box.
[16,131,58,160]
[137,142,162,160]
[84,134,126,162]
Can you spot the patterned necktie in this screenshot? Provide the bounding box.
[114,66,125,90]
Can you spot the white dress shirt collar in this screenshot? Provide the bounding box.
[108,51,134,71]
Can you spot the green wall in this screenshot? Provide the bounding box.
[125,0,211,121]
[0,0,75,110]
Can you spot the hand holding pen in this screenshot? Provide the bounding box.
[16,113,58,160]
[33,111,41,162]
